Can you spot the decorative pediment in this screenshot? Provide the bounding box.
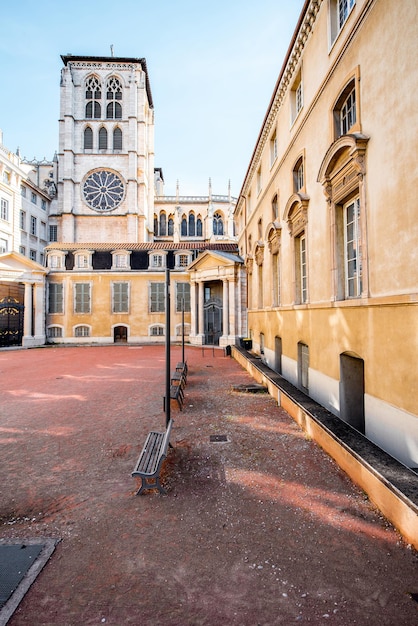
[245,255,254,275]
[318,133,370,202]
[283,193,309,236]
[254,243,265,266]
[267,223,282,254]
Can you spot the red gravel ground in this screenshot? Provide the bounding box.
[0,345,417,625]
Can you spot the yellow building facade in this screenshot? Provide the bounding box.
[234,0,418,468]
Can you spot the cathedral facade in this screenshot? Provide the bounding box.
[45,55,244,347]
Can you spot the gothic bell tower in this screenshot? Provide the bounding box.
[55,55,155,243]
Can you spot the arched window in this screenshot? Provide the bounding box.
[293,157,304,193]
[85,76,101,119]
[181,217,188,236]
[168,216,174,236]
[113,127,122,151]
[272,194,278,221]
[213,212,224,235]
[196,217,202,236]
[333,79,357,139]
[159,212,167,236]
[106,76,122,119]
[188,213,195,236]
[84,127,93,150]
[99,127,108,150]
[153,215,158,236]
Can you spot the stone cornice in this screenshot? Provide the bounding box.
[239,0,323,202]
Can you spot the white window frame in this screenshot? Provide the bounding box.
[270,131,278,167]
[1,198,9,221]
[344,196,362,298]
[30,216,37,235]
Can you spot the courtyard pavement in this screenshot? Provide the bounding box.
[0,344,417,625]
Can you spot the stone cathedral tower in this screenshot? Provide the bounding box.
[53,55,154,243]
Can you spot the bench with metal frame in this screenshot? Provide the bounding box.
[132,418,173,495]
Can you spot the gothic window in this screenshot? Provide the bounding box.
[106,76,122,119]
[99,127,108,150]
[84,126,93,150]
[113,127,122,151]
[85,75,101,119]
[213,212,224,236]
[196,217,202,236]
[153,214,158,236]
[188,213,195,236]
[159,212,167,236]
[181,216,188,236]
[168,216,174,236]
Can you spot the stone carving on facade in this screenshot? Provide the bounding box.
[267,224,282,255]
[254,243,264,266]
[245,255,254,275]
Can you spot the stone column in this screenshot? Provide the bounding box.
[23,282,33,344]
[34,282,45,343]
[190,280,197,337]
[228,277,237,341]
[197,281,205,344]
[221,278,229,346]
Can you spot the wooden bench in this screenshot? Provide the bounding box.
[132,419,173,495]
[171,370,186,389]
[175,361,188,382]
[163,383,184,411]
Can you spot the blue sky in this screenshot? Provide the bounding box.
[0,0,304,197]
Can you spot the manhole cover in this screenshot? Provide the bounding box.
[210,434,228,443]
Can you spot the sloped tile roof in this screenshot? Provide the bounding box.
[45,242,239,252]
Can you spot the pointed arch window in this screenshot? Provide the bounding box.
[213,212,224,236]
[99,127,108,150]
[113,127,122,151]
[196,217,203,237]
[85,75,101,119]
[106,76,122,119]
[84,127,93,150]
[159,212,167,236]
[188,213,195,236]
[181,217,187,236]
[168,216,174,236]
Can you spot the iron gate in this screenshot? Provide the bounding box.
[0,294,24,347]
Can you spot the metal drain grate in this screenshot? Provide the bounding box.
[0,539,58,624]
[0,544,44,609]
[210,434,228,443]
